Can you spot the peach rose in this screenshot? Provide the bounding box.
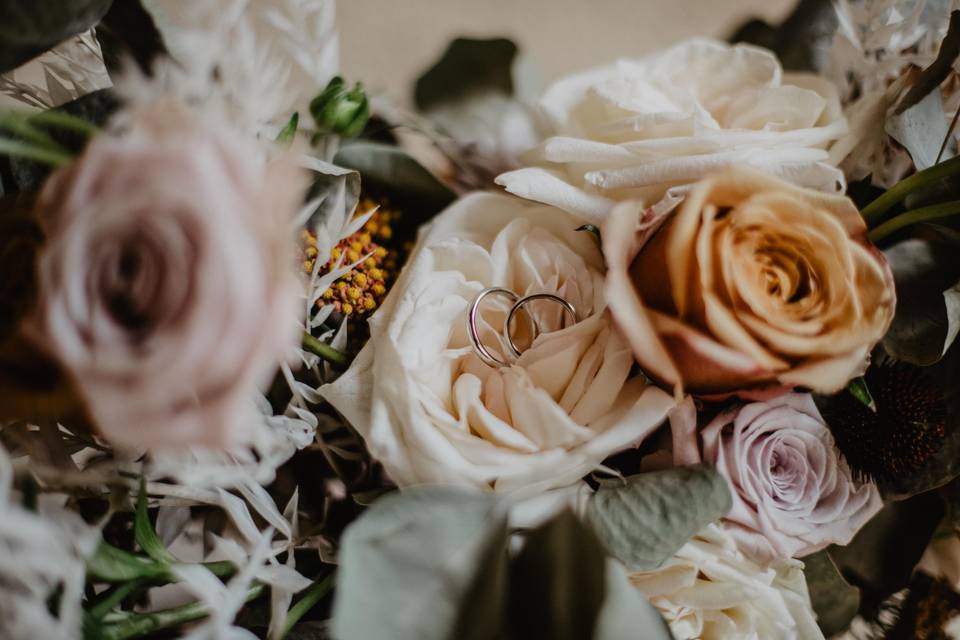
[30,100,304,449]
[603,167,894,395]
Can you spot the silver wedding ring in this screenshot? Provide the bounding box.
[467,286,578,368]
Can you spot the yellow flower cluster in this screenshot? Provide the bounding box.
[300,197,399,317]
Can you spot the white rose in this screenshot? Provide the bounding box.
[497,38,848,223]
[320,193,674,492]
[629,524,824,640]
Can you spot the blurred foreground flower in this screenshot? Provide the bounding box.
[28,99,305,450]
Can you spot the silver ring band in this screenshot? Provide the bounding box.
[467,287,518,368]
[503,293,578,359]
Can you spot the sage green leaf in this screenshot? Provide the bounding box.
[587,465,733,571]
[335,141,456,218]
[0,0,113,74]
[134,479,175,565]
[803,550,860,636]
[594,560,673,640]
[507,509,606,640]
[883,238,960,366]
[330,487,506,640]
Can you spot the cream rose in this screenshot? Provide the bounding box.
[31,101,303,449]
[496,38,847,224]
[629,524,823,640]
[320,192,674,492]
[604,167,895,395]
[671,394,882,565]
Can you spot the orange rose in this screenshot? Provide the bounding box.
[603,167,895,395]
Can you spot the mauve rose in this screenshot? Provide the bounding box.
[30,101,304,449]
[604,166,895,396]
[671,394,882,565]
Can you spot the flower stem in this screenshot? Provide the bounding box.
[86,580,146,621]
[279,572,336,639]
[868,200,960,243]
[302,332,348,366]
[94,584,267,640]
[0,137,72,166]
[860,156,960,227]
[21,108,100,137]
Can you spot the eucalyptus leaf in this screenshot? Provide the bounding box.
[803,550,859,636]
[882,238,960,366]
[587,465,733,571]
[330,487,506,640]
[886,88,955,171]
[507,509,606,640]
[334,141,456,219]
[0,0,113,74]
[593,560,673,640]
[728,0,837,72]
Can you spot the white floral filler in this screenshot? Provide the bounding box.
[496,38,848,224]
[0,447,99,640]
[322,192,675,493]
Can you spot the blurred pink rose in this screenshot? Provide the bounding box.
[30,101,304,449]
[671,394,882,565]
[603,167,895,396]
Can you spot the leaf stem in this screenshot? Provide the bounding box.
[95,584,267,640]
[86,580,146,621]
[860,156,960,226]
[868,200,960,243]
[22,108,100,137]
[0,137,72,166]
[302,332,348,366]
[279,572,336,639]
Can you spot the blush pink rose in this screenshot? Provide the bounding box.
[671,394,882,565]
[30,100,304,449]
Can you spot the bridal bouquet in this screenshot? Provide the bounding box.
[1,0,959,638]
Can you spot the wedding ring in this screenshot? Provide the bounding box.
[467,287,519,368]
[503,293,578,358]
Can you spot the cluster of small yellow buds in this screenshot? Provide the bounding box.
[299,197,399,318]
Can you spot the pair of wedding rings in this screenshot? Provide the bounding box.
[466,286,578,368]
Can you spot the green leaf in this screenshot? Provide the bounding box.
[507,509,606,640]
[846,377,876,413]
[334,141,456,219]
[330,487,506,640]
[0,0,113,74]
[134,479,175,565]
[276,112,299,146]
[86,543,172,583]
[882,238,960,365]
[728,0,838,72]
[414,38,521,111]
[593,560,673,640]
[894,10,960,115]
[803,550,860,636]
[587,465,732,571]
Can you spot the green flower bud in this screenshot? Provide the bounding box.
[310,76,370,138]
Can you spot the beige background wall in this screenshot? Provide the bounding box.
[336,0,796,105]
